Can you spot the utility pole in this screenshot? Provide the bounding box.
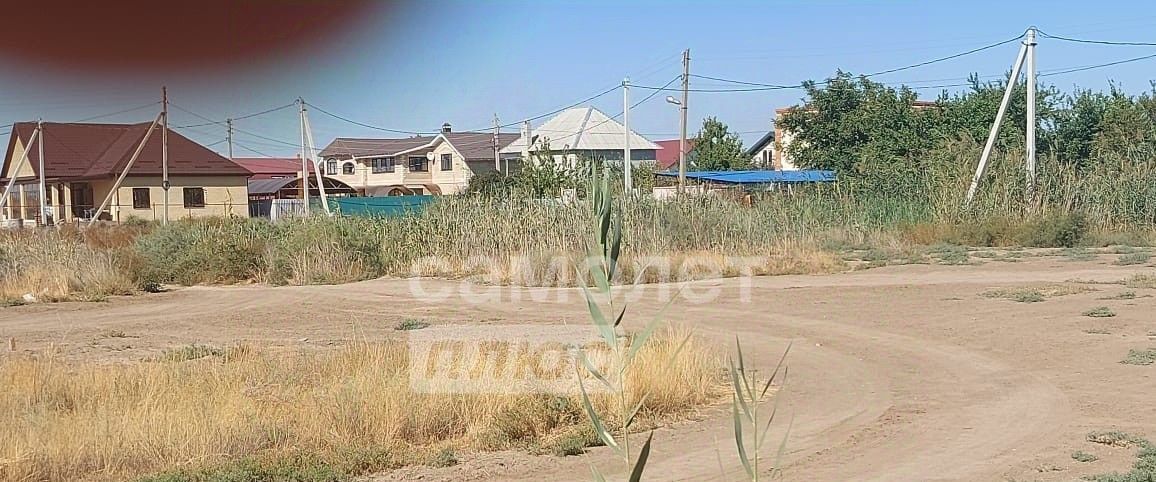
[623,77,633,193]
[297,98,310,216]
[965,36,1028,206]
[37,119,46,225]
[492,113,500,173]
[300,100,330,215]
[226,118,234,161]
[678,49,690,194]
[161,86,170,226]
[1025,27,1038,200]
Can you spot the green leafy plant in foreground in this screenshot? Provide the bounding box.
[731,340,792,481]
[577,165,681,481]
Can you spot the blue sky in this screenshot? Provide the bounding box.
[3,0,1156,157]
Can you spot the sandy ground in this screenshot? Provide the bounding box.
[2,255,1155,481]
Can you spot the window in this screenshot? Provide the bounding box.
[326,159,337,175]
[408,156,428,172]
[440,153,453,171]
[372,157,395,173]
[342,162,355,175]
[183,187,205,208]
[132,188,151,209]
[412,187,424,195]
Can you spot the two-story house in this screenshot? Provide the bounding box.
[318,124,518,196]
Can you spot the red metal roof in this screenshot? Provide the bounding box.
[232,157,303,179]
[3,122,251,180]
[654,139,694,171]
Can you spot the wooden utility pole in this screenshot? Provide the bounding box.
[678,49,690,194]
[161,86,170,225]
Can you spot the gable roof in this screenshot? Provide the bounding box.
[318,132,519,161]
[233,157,302,179]
[500,107,661,154]
[654,139,696,170]
[3,122,250,180]
[745,130,775,157]
[318,136,433,160]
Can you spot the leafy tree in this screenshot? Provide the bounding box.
[690,117,748,170]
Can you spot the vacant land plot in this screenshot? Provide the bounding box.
[1,257,1154,481]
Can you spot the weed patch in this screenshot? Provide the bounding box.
[394,319,430,331]
[1125,273,1156,289]
[1073,450,1100,462]
[982,284,1095,302]
[1084,307,1117,318]
[1121,348,1156,366]
[1114,252,1152,266]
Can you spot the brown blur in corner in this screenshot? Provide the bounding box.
[0,0,387,74]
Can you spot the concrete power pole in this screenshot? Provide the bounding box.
[297,98,310,216]
[37,119,46,225]
[492,114,500,173]
[965,35,1029,206]
[226,118,234,162]
[161,86,169,226]
[678,49,690,194]
[1025,27,1038,199]
[623,77,632,193]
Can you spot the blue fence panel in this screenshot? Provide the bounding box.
[331,195,436,217]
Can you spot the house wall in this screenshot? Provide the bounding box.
[94,176,249,221]
[5,136,37,179]
[325,143,484,195]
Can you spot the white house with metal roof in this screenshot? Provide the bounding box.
[500,107,661,165]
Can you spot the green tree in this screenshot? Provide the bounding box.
[690,117,748,170]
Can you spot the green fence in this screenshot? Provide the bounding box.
[330,195,435,217]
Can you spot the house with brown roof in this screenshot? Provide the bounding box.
[2,122,252,223]
[319,124,519,196]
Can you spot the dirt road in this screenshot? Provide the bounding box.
[2,255,1154,481]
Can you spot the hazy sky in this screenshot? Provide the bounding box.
[3,0,1156,157]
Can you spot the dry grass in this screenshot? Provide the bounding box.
[0,330,721,481]
[1125,273,1156,289]
[0,229,137,302]
[981,283,1097,302]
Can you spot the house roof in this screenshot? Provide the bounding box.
[232,157,304,179]
[653,139,695,170]
[3,122,249,180]
[500,107,661,154]
[318,132,519,161]
[745,130,775,157]
[444,132,520,160]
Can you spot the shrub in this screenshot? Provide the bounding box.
[1115,252,1152,266]
[1083,306,1116,318]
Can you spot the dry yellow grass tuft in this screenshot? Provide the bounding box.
[0,230,137,302]
[0,331,721,481]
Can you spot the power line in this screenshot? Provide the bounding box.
[1039,51,1156,77]
[169,101,297,129]
[1037,30,1156,46]
[232,140,275,157]
[75,101,161,122]
[304,102,428,135]
[461,84,624,132]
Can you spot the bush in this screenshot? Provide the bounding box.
[134,218,275,285]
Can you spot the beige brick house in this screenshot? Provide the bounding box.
[2,122,251,224]
[319,125,519,196]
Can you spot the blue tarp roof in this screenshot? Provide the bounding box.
[654,169,836,184]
